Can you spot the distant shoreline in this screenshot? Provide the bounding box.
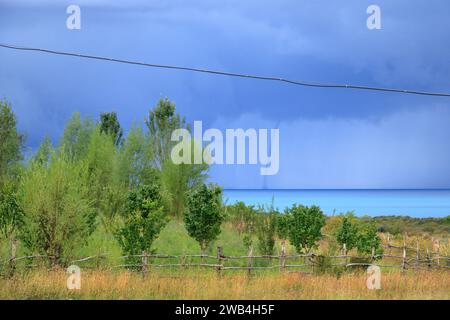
[222,189,450,218]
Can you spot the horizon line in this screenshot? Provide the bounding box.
[222,188,450,191]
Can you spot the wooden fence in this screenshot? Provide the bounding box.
[1,243,449,274]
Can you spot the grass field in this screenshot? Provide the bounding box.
[2,218,448,262]
[1,218,449,300]
[0,269,448,300]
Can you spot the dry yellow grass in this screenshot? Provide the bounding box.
[0,269,448,300]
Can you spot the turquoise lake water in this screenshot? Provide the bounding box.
[222,189,450,218]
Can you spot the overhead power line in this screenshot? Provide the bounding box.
[1,43,450,97]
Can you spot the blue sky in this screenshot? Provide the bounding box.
[1,0,450,189]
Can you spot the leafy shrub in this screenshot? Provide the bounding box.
[184,184,223,255]
[115,183,168,266]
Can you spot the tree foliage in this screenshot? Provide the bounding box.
[85,127,124,230]
[160,142,208,217]
[335,214,358,251]
[225,201,258,248]
[335,213,382,256]
[0,100,24,184]
[285,204,326,253]
[115,183,168,263]
[118,125,155,189]
[60,112,94,162]
[184,184,223,254]
[146,98,186,170]
[99,112,123,147]
[355,222,382,256]
[256,211,277,256]
[0,182,24,242]
[19,153,96,265]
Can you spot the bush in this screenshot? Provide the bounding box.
[115,183,168,266]
[257,211,277,256]
[19,153,96,266]
[184,184,223,255]
[285,205,325,254]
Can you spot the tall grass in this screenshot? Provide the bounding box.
[0,269,448,300]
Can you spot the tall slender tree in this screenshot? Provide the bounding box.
[85,127,123,231]
[0,100,24,184]
[99,112,123,147]
[60,112,94,162]
[118,125,155,188]
[145,98,186,170]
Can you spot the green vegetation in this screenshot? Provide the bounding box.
[256,210,277,256]
[371,215,450,236]
[284,205,326,253]
[115,183,168,265]
[0,97,448,276]
[184,184,223,256]
[0,99,24,184]
[99,111,123,147]
[19,152,96,265]
[226,201,258,250]
[335,213,382,256]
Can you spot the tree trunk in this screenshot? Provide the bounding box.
[200,242,206,264]
[280,239,286,271]
[8,236,17,275]
[142,250,148,274]
[247,245,253,276]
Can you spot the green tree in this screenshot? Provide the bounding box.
[335,214,358,251]
[285,204,326,253]
[145,99,209,217]
[160,141,208,217]
[0,182,24,271]
[85,127,124,231]
[19,152,96,265]
[118,125,155,188]
[226,202,258,249]
[276,213,290,241]
[60,112,94,162]
[184,184,223,256]
[0,100,24,184]
[161,160,207,217]
[146,98,186,170]
[257,210,278,256]
[355,222,383,256]
[32,136,53,167]
[99,112,123,147]
[227,202,254,234]
[115,183,168,267]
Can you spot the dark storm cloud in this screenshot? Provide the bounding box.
[1,0,449,187]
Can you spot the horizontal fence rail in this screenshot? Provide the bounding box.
[1,244,449,275]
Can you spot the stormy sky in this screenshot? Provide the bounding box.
[1,0,450,189]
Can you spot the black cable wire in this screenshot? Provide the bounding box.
[1,43,450,97]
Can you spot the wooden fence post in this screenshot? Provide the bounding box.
[416,241,420,269]
[142,251,148,275]
[180,255,186,270]
[426,248,431,269]
[371,247,375,264]
[343,243,348,267]
[387,233,392,255]
[280,240,286,271]
[247,245,253,276]
[217,246,223,275]
[401,242,407,272]
[8,237,17,275]
[435,240,441,267]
